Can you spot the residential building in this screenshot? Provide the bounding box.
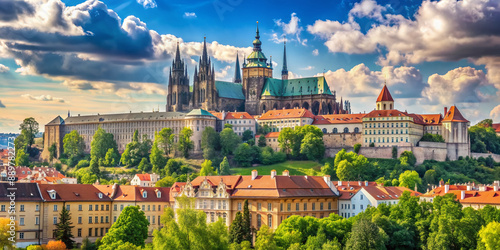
[335,181,377,218]
[0,166,74,184]
[94,184,170,237]
[352,186,420,216]
[37,184,113,244]
[257,108,315,132]
[130,173,160,187]
[0,183,44,248]
[255,132,280,151]
[210,111,256,135]
[313,113,365,134]
[420,180,500,209]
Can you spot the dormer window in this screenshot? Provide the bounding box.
[156,191,161,198]
[143,191,147,198]
[98,193,103,199]
[48,190,57,200]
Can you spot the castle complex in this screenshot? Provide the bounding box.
[166,23,350,115]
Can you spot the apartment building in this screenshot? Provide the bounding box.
[257,108,315,132]
[130,173,160,187]
[210,111,256,136]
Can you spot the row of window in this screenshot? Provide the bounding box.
[321,127,360,134]
[365,122,409,128]
[365,129,408,135]
[365,137,409,143]
[340,204,364,210]
[226,120,253,124]
[197,200,228,210]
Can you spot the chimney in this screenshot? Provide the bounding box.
[494,185,499,192]
[324,175,331,185]
[444,183,450,194]
[282,170,289,177]
[467,184,472,191]
[365,181,369,186]
[271,170,277,178]
[461,190,465,200]
[444,107,448,115]
[415,183,418,192]
[338,180,343,186]
[251,170,258,180]
[439,179,444,187]
[358,181,362,186]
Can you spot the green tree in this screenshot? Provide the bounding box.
[153,197,229,250]
[354,143,361,154]
[177,127,194,158]
[258,134,267,147]
[89,156,100,178]
[255,224,278,250]
[219,157,231,175]
[49,143,57,162]
[300,132,325,160]
[55,206,75,249]
[234,143,253,167]
[278,127,294,154]
[91,127,118,165]
[424,169,437,185]
[138,158,152,172]
[200,159,215,176]
[420,133,445,142]
[335,149,370,181]
[220,128,241,155]
[242,200,252,243]
[399,151,417,166]
[399,170,422,190]
[229,212,245,244]
[242,130,254,142]
[0,217,17,249]
[19,117,39,148]
[15,148,29,166]
[321,162,334,177]
[345,218,385,250]
[202,126,220,152]
[479,221,500,250]
[63,130,85,160]
[151,133,167,174]
[104,148,119,167]
[155,176,177,187]
[100,206,149,249]
[158,127,175,156]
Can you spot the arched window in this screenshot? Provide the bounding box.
[354,127,359,133]
[344,127,349,133]
[322,128,327,134]
[257,214,262,228]
[332,128,338,134]
[268,214,272,228]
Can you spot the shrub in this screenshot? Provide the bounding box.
[353,144,361,154]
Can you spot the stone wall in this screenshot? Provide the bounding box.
[344,144,451,165]
[472,153,500,162]
[323,133,362,149]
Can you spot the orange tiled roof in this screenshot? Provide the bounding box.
[94,184,170,202]
[334,181,378,200]
[313,114,366,125]
[364,109,409,118]
[376,85,394,102]
[136,174,151,181]
[442,106,469,123]
[417,114,443,125]
[422,184,500,205]
[258,108,315,120]
[190,176,242,189]
[362,186,421,200]
[493,123,500,133]
[38,184,112,202]
[209,111,254,120]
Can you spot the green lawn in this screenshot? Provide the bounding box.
[231,161,323,176]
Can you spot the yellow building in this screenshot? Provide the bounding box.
[257,108,316,132]
[37,184,113,245]
[0,183,44,248]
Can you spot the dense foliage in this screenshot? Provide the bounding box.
[469,119,500,154]
[100,206,149,249]
[278,125,325,160]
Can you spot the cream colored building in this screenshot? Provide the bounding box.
[257,108,315,132]
[130,173,160,187]
[210,111,256,136]
[420,181,500,209]
[41,109,216,160]
[0,183,44,248]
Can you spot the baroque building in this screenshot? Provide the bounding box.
[166,23,349,116]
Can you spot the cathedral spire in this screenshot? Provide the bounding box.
[253,21,262,52]
[202,36,208,66]
[175,41,181,63]
[234,52,241,83]
[282,38,288,80]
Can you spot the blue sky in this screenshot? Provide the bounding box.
[0,0,499,132]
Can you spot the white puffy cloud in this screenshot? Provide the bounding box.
[422,67,495,105]
[21,94,65,103]
[215,65,231,80]
[288,71,302,79]
[273,13,306,45]
[312,49,319,56]
[318,63,425,99]
[0,64,9,73]
[184,12,197,18]
[490,105,500,121]
[137,0,156,9]
[308,0,500,90]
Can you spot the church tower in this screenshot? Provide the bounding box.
[167,42,190,112]
[282,40,288,80]
[376,85,394,110]
[242,22,273,115]
[192,37,216,110]
[234,53,242,83]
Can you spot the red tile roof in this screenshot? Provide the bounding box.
[189,176,242,190]
[376,85,394,102]
[362,186,421,200]
[442,106,469,123]
[334,181,378,200]
[313,114,366,125]
[417,114,443,125]
[38,184,112,202]
[364,109,409,118]
[491,123,500,133]
[209,111,253,120]
[258,108,315,120]
[136,174,151,181]
[421,184,500,205]
[93,184,170,202]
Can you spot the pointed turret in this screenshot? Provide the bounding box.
[175,41,181,63]
[234,53,242,83]
[376,84,395,110]
[253,21,262,52]
[202,37,208,66]
[282,39,288,80]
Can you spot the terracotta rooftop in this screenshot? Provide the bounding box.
[209,111,253,120]
[255,132,280,138]
[421,184,500,205]
[313,114,366,125]
[38,184,112,202]
[417,114,443,125]
[258,108,315,120]
[376,85,394,102]
[136,174,151,182]
[491,123,500,133]
[334,181,378,200]
[442,106,469,123]
[362,186,421,200]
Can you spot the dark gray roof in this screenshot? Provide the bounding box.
[0,183,43,201]
[62,111,188,124]
[47,116,64,125]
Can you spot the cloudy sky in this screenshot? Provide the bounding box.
[0,0,499,132]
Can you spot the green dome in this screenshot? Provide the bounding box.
[253,39,261,45]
